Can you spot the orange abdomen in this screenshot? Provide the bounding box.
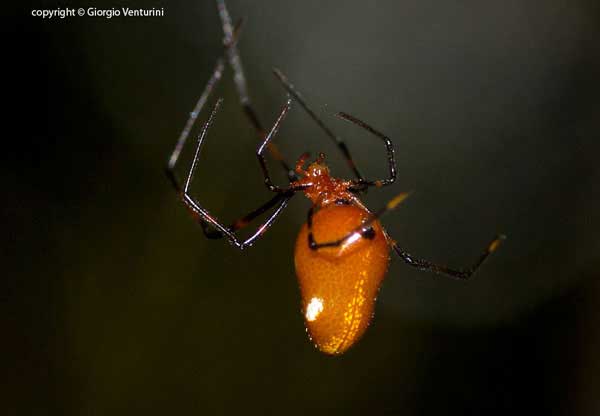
[294,205,390,354]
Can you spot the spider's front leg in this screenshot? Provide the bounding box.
[181,99,298,249]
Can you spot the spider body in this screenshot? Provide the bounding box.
[295,203,389,354]
[291,154,391,354]
[166,0,505,356]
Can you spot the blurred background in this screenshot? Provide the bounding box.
[6,0,600,414]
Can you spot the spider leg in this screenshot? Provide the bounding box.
[168,7,295,240]
[307,193,410,250]
[166,15,245,192]
[272,68,364,181]
[217,0,294,179]
[390,235,506,280]
[256,98,299,193]
[335,112,397,191]
[166,58,225,193]
[305,192,504,279]
[166,57,231,239]
[183,98,297,249]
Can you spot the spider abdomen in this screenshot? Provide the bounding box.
[294,205,390,354]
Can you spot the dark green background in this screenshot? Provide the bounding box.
[7,0,600,414]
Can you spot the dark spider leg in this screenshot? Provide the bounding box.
[306,192,410,250]
[217,0,295,180]
[166,57,230,238]
[167,13,292,239]
[256,98,302,193]
[182,98,297,249]
[272,68,364,181]
[204,99,306,239]
[335,112,397,191]
[209,100,307,238]
[167,58,225,193]
[226,193,292,234]
[166,16,245,192]
[305,192,505,279]
[201,192,292,239]
[390,235,506,280]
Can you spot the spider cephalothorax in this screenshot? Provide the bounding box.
[292,153,356,207]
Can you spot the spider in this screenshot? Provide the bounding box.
[166,0,505,355]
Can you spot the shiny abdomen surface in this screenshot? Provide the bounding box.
[294,205,390,354]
